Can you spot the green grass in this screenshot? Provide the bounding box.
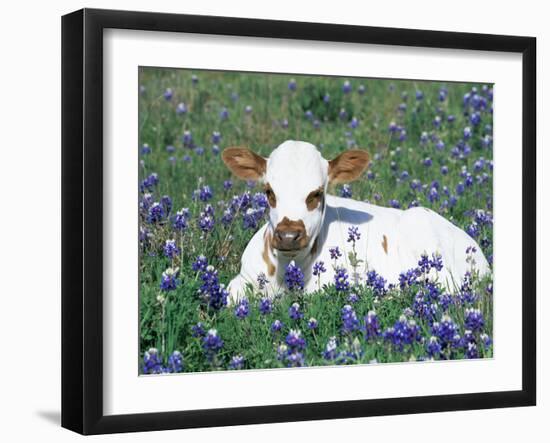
[138,67,493,373]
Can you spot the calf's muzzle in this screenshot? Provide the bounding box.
[272,217,308,251]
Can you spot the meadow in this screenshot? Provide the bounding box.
[138,67,494,374]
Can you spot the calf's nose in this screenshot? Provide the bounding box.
[275,230,303,243]
[273,217,307,251]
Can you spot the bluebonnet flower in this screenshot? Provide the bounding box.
[285,329,306,349]
[341,305,359,333]
[465,341,479,359]
[191,322,206,337]
[140,172,159,192]
[191,74,198,84]
[383,315,421,350]
[389,199,401,209]
[259,297,273,315]
[242,207,266,230]
[244,105,253,114]
[358,84,366,94]
[340,184,352,198]
[432,315,460,349]
[339,108,348,120]
[349,117,359,129]
[223,180,233,190]
[440,165,449,175]
[366,270,387,297]
[415,90,424,100]
[426,336,442,358]
[463,126,472,139]
[342,80,352,93]
[364,311,381,340]
[211,131,221,144]
[271,319,284,333]
[176,102,187,114]
[202,329,224,354]
[312,261,326,277]
[257,273,269,291]
[195,185,213,202]
[229,355,245,370]
[285,262,305,291]
[480,333,492,348]
[439,88,448,101]
[399,268,419,289]
[234,298,250,319]
[334,267,350,292]
[143,348,164,374]
[470,112,481,126]
[447,114,456,123]
[420,132,429,145]
[423,157,433,167]
[388,121,398,133]
[347,226,361,243]
[347,292,359,303]
[198,212,215,233]
[288,302,304,320]
[288,78,297,91]
[329,247,342,260]
[428,186,439,203]
[163,239,180,260]
[172,208,189,231]
[323,336,339,360]
[323,93,330,103]
[466,222,479,238]
[192,255,208,272]
[413,290,438,322]
[252,192,269,208]
[435,139,445,150]
[163,88,173,100]
[198,265,228,310]
[219,107,229,120]
[400,170,410,180]
[465,308,484,332]
[230,91,239,102]
[182,130,193,147]
[166,351,184,373]
[308,318,318,330]
[221,208,234,226]
[160,267,179,291]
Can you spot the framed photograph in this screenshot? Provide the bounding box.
[62,8,536,435]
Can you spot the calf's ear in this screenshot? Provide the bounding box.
[328,149,370,184]
[222,147,267,180]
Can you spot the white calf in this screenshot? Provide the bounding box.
[222,140,490,301]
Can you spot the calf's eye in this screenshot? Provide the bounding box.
[306,188,324,211]
[264,185,277,207]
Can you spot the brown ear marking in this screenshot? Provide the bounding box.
[262,231,276,276]
[306,186,324,211]
[222,147,266,180]
[328,149,370,184]
[382,235,388,254]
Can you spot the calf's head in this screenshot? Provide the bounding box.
[222,140,369,257]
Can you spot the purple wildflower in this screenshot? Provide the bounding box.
[285,262,305,291]
[288,302,304,320]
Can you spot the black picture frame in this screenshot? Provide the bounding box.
[62,8,536,435]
